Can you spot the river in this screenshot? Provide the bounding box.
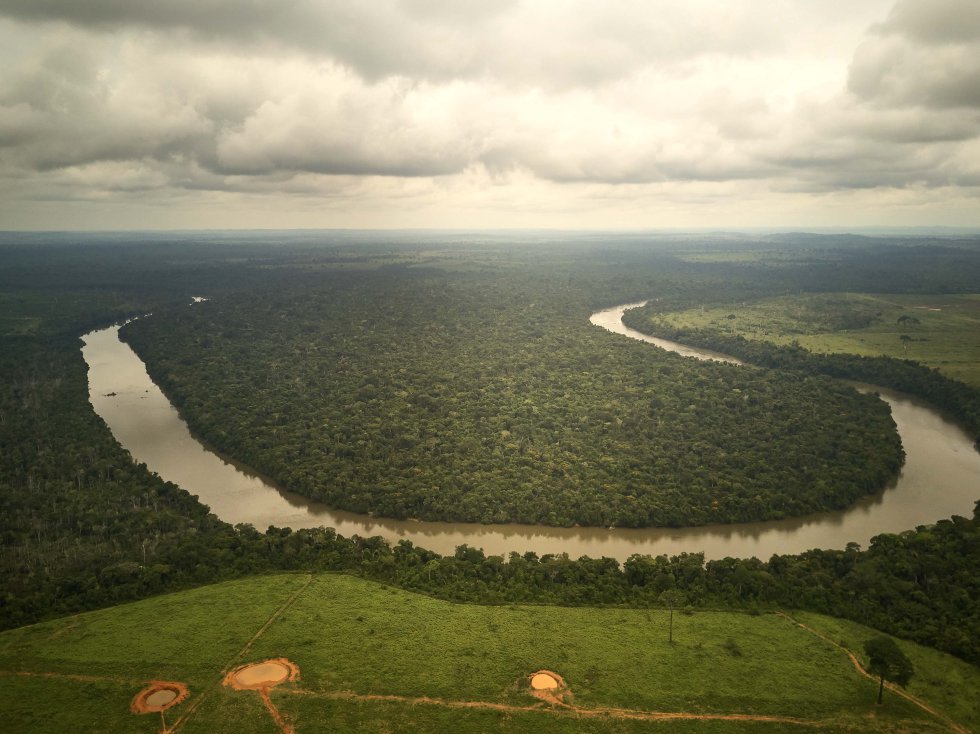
[81,302,980,561]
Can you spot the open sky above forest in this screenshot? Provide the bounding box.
[1,0,979,230]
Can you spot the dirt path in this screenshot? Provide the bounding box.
[775,612,969,734]
[223,659,300,734]
[259,687,295,734]
[4,665,938,733]
[5,584,966,734]
[168,574,314,734]
[283,687,862,729]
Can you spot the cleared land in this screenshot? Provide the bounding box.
[649,293,980,387]
[1,574,975,734]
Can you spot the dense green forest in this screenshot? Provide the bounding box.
[120,268,901,527]
[1,232,978,669]
[1,327,976,663]
[0,336,230,624]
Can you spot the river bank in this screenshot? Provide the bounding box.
[81,303,980,561]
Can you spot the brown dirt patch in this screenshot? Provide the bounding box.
[223,658,299,691]
[131,681,190,714]
[531,672,559,690]
[222,659,300,734]
[527,670,571,705]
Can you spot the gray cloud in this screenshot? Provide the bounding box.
[0,0,490,82]
[878,0,980,44]
[0,0,874,87]
[0,0,977,228]
[849,36,980,109]
[0,36,212,172]
[761,107,980,194]
[849,0,980,109]
[0,29,785,186]
[754,0,980,194]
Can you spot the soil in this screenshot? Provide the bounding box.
[223,658,299,691]
[530,673,559,690]
[527,670,570,705]
[130,681,190,714]
[222,658,301,734]
[146,689,178,707]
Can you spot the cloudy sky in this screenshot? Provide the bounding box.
[1,0,979,230]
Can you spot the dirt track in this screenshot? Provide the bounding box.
[283,687,825,727]
[222,658,301,734]
[168,575,314,734]
[3,586,967,734]
[775,612,969,734]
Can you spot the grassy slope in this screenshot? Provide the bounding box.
[652,293,980,387]
[1,573,973,734]
[794,611,980,732]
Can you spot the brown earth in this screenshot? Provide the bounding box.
[223,658,299,691]
[222,658,300,734]
[527,670,571,706]
[130,681,190,714]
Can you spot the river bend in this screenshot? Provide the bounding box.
[81,302,980,561]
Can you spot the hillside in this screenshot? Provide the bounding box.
[1,574,976,734]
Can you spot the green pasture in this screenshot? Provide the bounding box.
[0,573,971,733]
[653,293,980,387]
[793,612,980,733]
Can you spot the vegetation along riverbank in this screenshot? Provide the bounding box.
[1,233,978,731]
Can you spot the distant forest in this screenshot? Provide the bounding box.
[1,232,978,666]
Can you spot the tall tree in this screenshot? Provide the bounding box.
[864,636,914,705]
[658,589,687,643]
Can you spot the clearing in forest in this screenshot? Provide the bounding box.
[647,292,980,387]
[0,574,974,734]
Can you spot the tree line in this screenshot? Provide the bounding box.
[622,310,980,448]
[2,234,977,671]
[1,299,975,667]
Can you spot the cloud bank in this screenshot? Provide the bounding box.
[0,0,978,228]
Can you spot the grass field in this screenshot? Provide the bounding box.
[792,612,980,732]
[0,573,975,733]
[650,293,980,387]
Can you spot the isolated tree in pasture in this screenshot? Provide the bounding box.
[658,589,687,643]
[864,636,914,705]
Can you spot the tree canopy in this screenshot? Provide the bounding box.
[864,635,914,704]
[122,267,903,528]
[1,232,977,669]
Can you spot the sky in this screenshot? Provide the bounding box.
[1,0,979,230]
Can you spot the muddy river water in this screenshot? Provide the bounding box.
[81,303,979,561]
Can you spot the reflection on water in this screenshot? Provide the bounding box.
[81,303,980,561]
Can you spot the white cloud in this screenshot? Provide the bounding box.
[0,0,977,228]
